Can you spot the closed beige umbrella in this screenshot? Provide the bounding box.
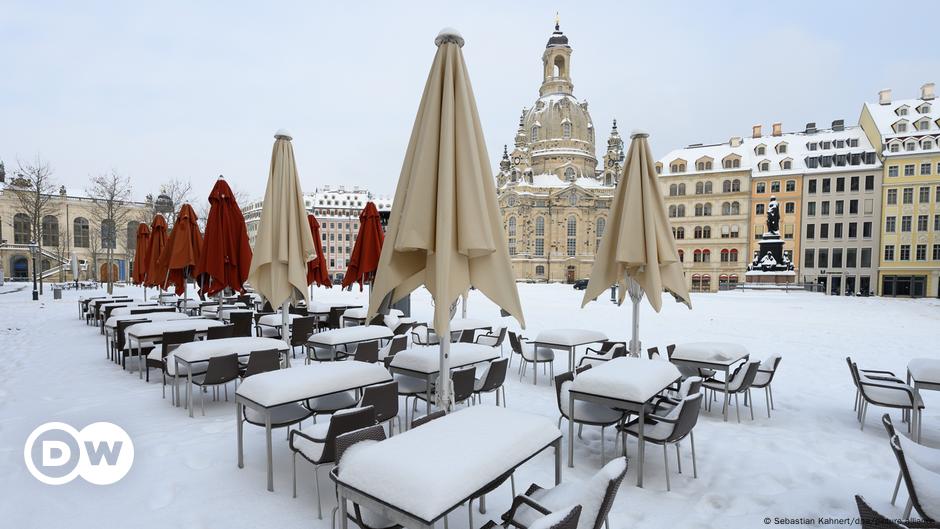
[581,132,691,355]
[368,28,524,409]
[247,130,316,342]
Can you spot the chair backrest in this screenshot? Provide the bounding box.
[666,344,676,359]
[889,435,937,523]
[326,307,344,329]
[590,457,629,529]
[392,321,414,336]
[457,329,475,343]
[230,311,253,337]
[678,376,704,398]
[353,340,379,364]
[647,347,661,360]
[202,353,240,385]
[553,366,592,419]
[130,307,175,315]
[854,495,907,529]
[290,316,316,346]
[236,294,252,307]
[452,366,476,403]
[499,308,511,318]
[411,410,446,428]
[882,413,897,438]
[359,381,398,423]
[161,329,196,359]
[846,357,861,388]
[321,406,376,464]
[758,354,783,383]
[368,313,386,326]
[607,342,627,359]
[335,424,387,465]
[478,358,509,393]
[489,327,508,347]
[386,335,407,358]
[729,360,761,392]
[508,331,523,354]
[261,300,274,313]
[244,349,281,377]
[116,318,149,351]
[207,325,235,340]
[531,505,583,529]
[288,304,307,316]
[665,392,704,443]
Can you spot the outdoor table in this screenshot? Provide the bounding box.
[389,343,499,416]
[201,303,248,319]
[532,329,608,383]
[109,305,175,318]
[220,308,254,322]
[98,301,158,331]
[448,318,492,333]
[104,312,190,358]
[334,405,562,529]
[567,356,680,487]
[125,319,225,379]
[88,297,133,322]
[670,342,749,422]
[157,293,178,306]
[305,325,393,361]
[171,337,290,417]
[79,296,111,318]
[342,307,403,327]
[235,361,392,491]
[906,358,940,441]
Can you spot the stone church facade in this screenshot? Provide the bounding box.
[496,22,622,283]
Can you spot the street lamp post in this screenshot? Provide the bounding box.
[30,241,39,301]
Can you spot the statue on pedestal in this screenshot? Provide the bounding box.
[766,196,780,235]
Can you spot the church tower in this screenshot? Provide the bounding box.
[540,17,574,97]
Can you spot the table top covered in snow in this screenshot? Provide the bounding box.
[257,313,303,327]
[306,301,362,314]
[108,305,174,317]
[200,303,247,314]
[446,318,492,332]
[671,342,749,365]
[165,337,288,375]
[336,405,560,523]
[307,325,393,346]
[343,307,402,320]
[236,361,391,408]
[105,311,189,329]
[571,357,680,404]
[533,328,608,347]
[908,358,940,385]
[390,343,498,374]
[124,318,225,341]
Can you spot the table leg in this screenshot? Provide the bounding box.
[637,405,645,487]
[236,402,244,468]
[188,369,194,418]
[173,359,180,408]
[567,393,575,468]
[554,438,562,485]
[426,375,432,416]
[266,413,274,492]
[569,346,575,373]
[137,339,144,380]
[723,369,730,422]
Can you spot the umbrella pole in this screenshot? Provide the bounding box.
[461,295,467,319]
[437,319,453,413]
[281,300,290,347]
[627,277,644,357]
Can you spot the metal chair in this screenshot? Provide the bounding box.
[330,425,395,529]
[702,360,761,422]
[353,340,380,364]
[240,348,282,378]
[359,381,401,435]
[509,331,554,385]
[230,311,253,337]
[207,325,235,340]
[554,366,623,463]
[190,353,240,416]
[473,358,509,406]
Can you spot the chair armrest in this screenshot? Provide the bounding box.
[502,494,552,529]
[646,412,679,424]
[577,355,610,368]
[288,428,326,450]
[859,368,896,376]
[859,379,917,405]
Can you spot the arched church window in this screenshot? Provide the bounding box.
[562,122,572,139]
[531,126,539,142]
[564,167,576,181]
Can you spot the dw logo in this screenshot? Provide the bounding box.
[23,422,134,485]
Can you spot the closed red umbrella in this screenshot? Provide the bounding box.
[195,178,253,296]
[306,213,332,288]
[132,223,151,286]
[157,204,203,296]
[145,215,168,289]
[342,202,384,290]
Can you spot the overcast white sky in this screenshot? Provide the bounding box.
[1,1,936,205]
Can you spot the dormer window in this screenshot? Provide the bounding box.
[834,140,845,149]
[655,162,662,175]
[889,143,900,153]
[776,142,788,154]
[894,120,908,133]
[848,138,859,147]
[821,141,831,150]
[905,141,916,152]
[755,144,766,156]
[923,139,934,150]
[915,118,930,131]
[759,160,770,171]
[722,155,741,169]
[564,167,576,181]
[807,142,817,151]
[897,106,909,116]
[780,158,793,170]
[917,103,931,114]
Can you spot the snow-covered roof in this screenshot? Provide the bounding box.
[521,173,610,189]
[659,125,880,177]
[862,94,940,157]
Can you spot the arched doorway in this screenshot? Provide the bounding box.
[99,263,118,282]
[565,265,576,283]
[11,256,29,279]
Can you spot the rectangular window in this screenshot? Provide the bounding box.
[836,177,845,192]
[807,202,816,216]
[904,164,915,176]
[754,225,763,240]
[921,163,932,175]
[886,216,896,232]
[861,248,872,268]
[917,215,928,231]
[849,200,858,214]
[818,248,829,268]
[535,239,544,256]
[784,224,794,240]
[888,166,899,177]
[887,189,897,205]
[933,244,940,261]
[808,179,817,193]
[848,222,858,238]
[567,239,576,256]
[804,249,815,268]
[821,201,830,215]
[785,202,795,214]
[846,248,857,268]
[884,245,894,261]
[771,181,780,193]
[915,244,927,261]
[901,215,912,232]
[822,178,831,193]
[865,175,874,190]
[900,244,911,261]
[850,176,860,191]
[863,222,872,238]
[820,223,829,239]
[864,199,873,214]
[919,187,930,203]
[835,200,844,215]
[805,223,815,239]
[786,180,796,192]
[834,223,843,238]
[902,188,914,204]
[935,215,940,231]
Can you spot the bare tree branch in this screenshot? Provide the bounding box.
[4,155,57,292]
[158,178,193,225]
[86,171,134,294]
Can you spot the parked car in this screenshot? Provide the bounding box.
[572,279,589,290]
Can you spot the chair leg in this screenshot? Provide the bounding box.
[292,452,297,498]
[663,444,671,492]
[511,474,516,497]
[675,444,682,474]
[315,465,323,519]
[859,401,867,431]
[765,387,772,418]
[904,498,913,519]
[734,393,741,423]
[891,470,902,505]
[748,389,755,420]
[690,431,697,479]
[201,387,206,416]
[224,383,228,402]
[769,385,775,410]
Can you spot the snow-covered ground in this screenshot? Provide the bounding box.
[1,283,938,528]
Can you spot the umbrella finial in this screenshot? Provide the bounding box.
[630,129,649,139]
[274,129,293,141]
[435,28,464,48]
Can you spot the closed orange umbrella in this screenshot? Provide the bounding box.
[157,204,203,296]
[306,213,332,288]
[132,223,151,286]
[195,178,253,296]
[145,215,168,289]
[342,202,384,290]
